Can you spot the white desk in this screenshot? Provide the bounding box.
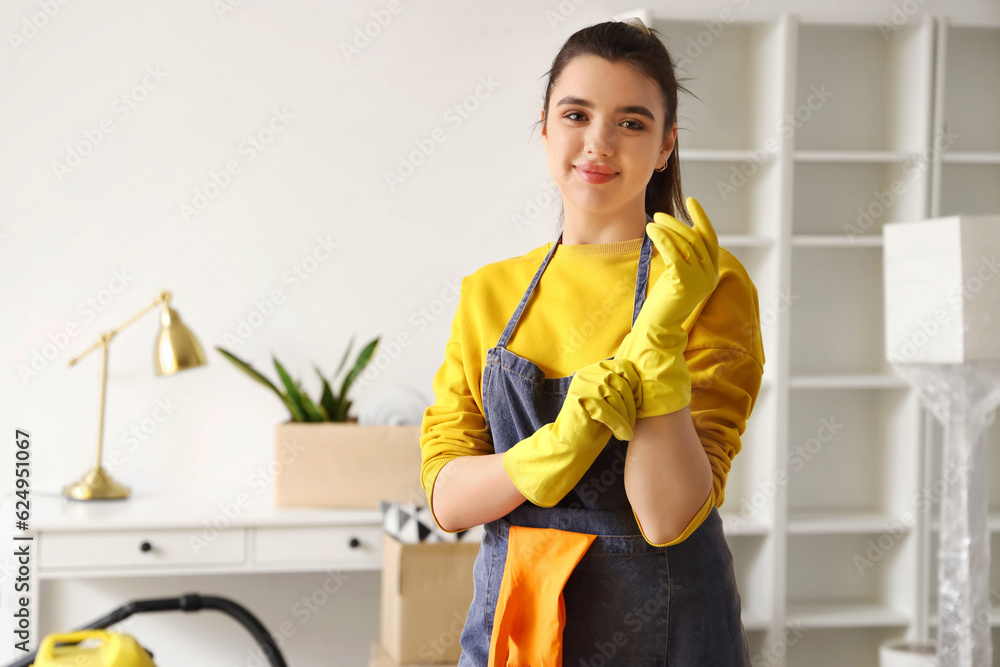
[5,487,385,662]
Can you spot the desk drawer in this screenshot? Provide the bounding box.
[39,528,246,571]
[255,525,381,566]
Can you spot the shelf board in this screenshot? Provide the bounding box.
[719,234,775,248]
[795,150,920,163]
[792,235,883,247]
[636,9,774,24]
[721,512,771,536]
[786,601,912,628]
[788,510,909,534]
[797,16,929,27]
[930,512,1000,532]
[684,149,777,163]
[790,374,910,389]
[928,608,1000,627]
[941,152,1000,165]
[742,610,771,632]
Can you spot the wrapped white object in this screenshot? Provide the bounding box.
[357,384,430,426]
[891,363,1000,667]
[879,640,937,667]
[885,214,1000,666]
[884,215,1000,364]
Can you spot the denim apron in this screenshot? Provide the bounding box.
[457,223,752,666]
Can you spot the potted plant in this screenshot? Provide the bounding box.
[216,335,425,509]
[216,334,378,424]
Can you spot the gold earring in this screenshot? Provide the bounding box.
[655,162,668,172]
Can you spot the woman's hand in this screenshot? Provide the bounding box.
[647,197,721,318]
[613,197,721,419]
[501,357,641,508]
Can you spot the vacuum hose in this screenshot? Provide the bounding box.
[4,593,287,667]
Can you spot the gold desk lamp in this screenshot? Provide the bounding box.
[64,290,207,500]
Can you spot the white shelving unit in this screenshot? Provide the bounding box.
[614,9,1000,666]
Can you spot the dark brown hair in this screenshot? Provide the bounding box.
[533,20,695,231]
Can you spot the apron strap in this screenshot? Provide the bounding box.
[496,232,562,349]
[498,215,655,350]
[632,224,654,328]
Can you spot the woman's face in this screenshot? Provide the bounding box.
[542,55,676,221]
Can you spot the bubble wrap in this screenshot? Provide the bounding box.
[892,361,1000,667]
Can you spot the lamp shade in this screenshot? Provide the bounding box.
[155,306,207,375]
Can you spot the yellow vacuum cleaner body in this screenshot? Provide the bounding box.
[5,593,286,667]
[33,630,155,667]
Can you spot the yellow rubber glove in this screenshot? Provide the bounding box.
[614,197,721,419]
[501,358,642,508]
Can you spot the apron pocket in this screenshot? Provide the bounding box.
[562,534,670,664]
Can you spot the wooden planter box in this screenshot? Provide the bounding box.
[273,421,424,509]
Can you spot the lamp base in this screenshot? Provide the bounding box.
[63,465,130,500]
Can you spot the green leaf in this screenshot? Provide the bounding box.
[277,393,301,422]
[315,366,337,422]
[216,347,303,420]
[273,356,306,422]
[334,333,356,380]
[336,336,379,419]
[299,390,326,422]
[338,399,353,422]
[327,336,357,422]
[215,347,284,397]
[329,394,344,423]
[292,378,325,422]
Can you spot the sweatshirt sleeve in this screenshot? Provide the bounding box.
[419,276,495,533]
[649,253,766,546]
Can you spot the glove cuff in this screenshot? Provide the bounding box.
[501,446,549,507]
[634,379,691,419]
[502,417,612,508]
[615,323,688,364]
[615,328,691,419]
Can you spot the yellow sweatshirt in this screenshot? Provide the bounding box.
[420,235,765,546]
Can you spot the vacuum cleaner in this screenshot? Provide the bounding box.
[3,593,287,667]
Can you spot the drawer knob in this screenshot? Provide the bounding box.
[139,541,153,553]
[349,537,361,549]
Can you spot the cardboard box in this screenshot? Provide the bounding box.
[370,642,458,667]
[884,215,1000,363]
[273,423,425,509]
[380,532,479,664]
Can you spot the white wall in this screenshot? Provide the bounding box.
[1,1,998,664]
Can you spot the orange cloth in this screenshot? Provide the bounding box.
[487,527,597,666]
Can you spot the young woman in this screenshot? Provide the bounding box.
[420,18,765,665]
